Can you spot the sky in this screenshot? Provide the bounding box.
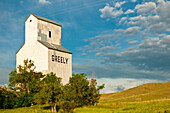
[0,0,170,93]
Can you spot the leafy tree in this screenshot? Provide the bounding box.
[7,59,105,112]
[61,73,104,112]
[88,77,104,106]
[69,73,90,107]
[61,73,89,112]
[14,92,33,108]
[0,87,16,109]
[27,72,43,94]
[61,84,77,112]
[8,69,17,88]
[0,89,5,109]
[9,59,43,94]
[16,59,37,93]
[8,59,44,108]
[34,72,63,112]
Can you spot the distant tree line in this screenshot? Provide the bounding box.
[0,59,104,112]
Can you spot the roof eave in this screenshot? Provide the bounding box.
[25,14,62,27]
[38,40,72,54]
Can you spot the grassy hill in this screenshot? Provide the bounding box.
[0,81,170,113]
[76,81,170,113]
[100,81,170,103]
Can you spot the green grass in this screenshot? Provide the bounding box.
[74,100,170,113]
[1,101,169,113]
[100,81,170,103]
[1,81,170,113]
[0,105,52,113]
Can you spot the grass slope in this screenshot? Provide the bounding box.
[76,81,170,113]
[100,81,170,103]
[0,81,170,113]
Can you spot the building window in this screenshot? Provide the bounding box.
[49,31,51,38]
[30,20,32,22]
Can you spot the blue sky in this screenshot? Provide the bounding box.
[0,0,170,93]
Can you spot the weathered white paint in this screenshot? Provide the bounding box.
[16,41,49,73]
[25,15,38,44]
[16,14,72,84]
[37,19,61,45]
[48,49,72,84]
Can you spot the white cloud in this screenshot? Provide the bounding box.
[127,15,149,28]
[99,5,114,18]
[19,1,24,4]
[100,46,117,51]
[80,0,170,85]
[128,0,170,33]
[119,17,127,24]
[148,22,167,34]
[99,5,123,18]
[130,15,146,21]
[90,0,170,71]
[73,61,170,81]
[157,0,165,4]
[125,9,135,14]
[131,0,137,2]
[81,53,87,56]
[128,15,148,27]
[112,8,123,18]
[115,1,127,8]
[104,35,170,71]
[39,0,51,4]
[135,2,156,14]
[128,40,139,45]
[157,0,170,21]
[97,78,162,93]
[117,26,141,36]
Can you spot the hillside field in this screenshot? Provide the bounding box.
[0,81,170,113]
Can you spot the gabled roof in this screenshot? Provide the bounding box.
[25,14,62,27]
[38,40,72,54]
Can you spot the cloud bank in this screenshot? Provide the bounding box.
[38,0,51,4]
[78,0,170,85]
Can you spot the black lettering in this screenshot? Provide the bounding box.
[52,55,69,64]
[52,55,54,61]
[55,56,58,62]
[61,57,63,63]
[63,57,65,64]
[65,58,68,64]
[58,56,60,63]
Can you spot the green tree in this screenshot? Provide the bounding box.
[8,59,44,108]
[8,59,105,111]
[69,73,90,107]
[34,72,63,112]
[0,87,16,109]
[61,73,90,112]
[61,73,105,112]
[9,59,43,94]
[88,77,104,106]
[61,83,77,112]
[8,69,17,88]
[16,59,36,93]
[14,92,33,108]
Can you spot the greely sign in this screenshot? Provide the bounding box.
[52,55,69,64]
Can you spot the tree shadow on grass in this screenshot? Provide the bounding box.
[42,106,51,110]
[42,105,60,112]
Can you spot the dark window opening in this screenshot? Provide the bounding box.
[30,20,32,22]
[49,31,51,38]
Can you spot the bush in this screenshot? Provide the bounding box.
[0,88,16,109]
[14,93,34,108]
